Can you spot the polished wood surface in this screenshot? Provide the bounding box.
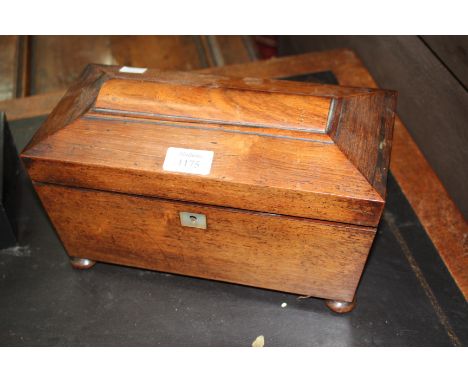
[23,65,106,151]
[69,257,96,270]
[281,37,468,220]
[3,48,466,298]
[35,182,375,302]
[19,62,396,307]
[95,78,331,132]
[23,115,382,226]
[202,50,468,301]
[390,118,468,298]
[22,65,394,227]
[328,92,396,197]
[325,299,356,313]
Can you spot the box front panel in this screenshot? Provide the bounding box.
[35,183,376,302]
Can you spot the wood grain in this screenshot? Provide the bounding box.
[0,90,64,121]
[19,54,397,305]
[92,67,396,205]
[203,49,468,299]
[0,36,21,101]
[22,66,392,227]
[95,78,331,132]
[390,118,468,298]
[3,47,465,298]
[330,92,396,197]
[35,182,376,302]
[23,115,383,226]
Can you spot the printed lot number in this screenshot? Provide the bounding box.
[163,147,214,176]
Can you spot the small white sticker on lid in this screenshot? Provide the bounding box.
[119,66,147,74]
[163,147,214,176]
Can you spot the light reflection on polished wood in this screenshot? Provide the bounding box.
[3,47,466,299]
[325,299,356,314]
[201,50,468,301]
[70,257,96,270]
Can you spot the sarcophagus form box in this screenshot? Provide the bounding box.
[21,65,396,313]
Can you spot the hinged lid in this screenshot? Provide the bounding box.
[21,64,396,227]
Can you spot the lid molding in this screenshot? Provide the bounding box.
[21,64,397,227]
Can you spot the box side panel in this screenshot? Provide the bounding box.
[35,183,376,302]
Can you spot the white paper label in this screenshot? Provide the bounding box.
[119,66,147,74]
[163,147,214,175]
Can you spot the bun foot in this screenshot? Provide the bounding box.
[70,257,96,270]
[325,299,356,314]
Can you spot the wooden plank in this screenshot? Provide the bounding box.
[22,65,393,226]
[35,182,376,302]
[23,115,383,227]
[390,116,468,299]
[0,90,63,121]
[0,36,19,101]
[15,36,31,98]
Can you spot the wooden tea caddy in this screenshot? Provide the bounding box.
[21,65,397,313]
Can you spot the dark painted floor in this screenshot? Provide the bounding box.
[0,116,467,346]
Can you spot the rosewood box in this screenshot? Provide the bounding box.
[21,64,396,313]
